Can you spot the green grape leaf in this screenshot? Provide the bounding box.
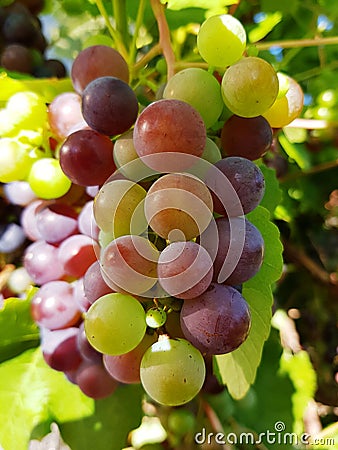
[60,385,144,450]
[161,0,238,10]
[0,348,93,450]
[232,329,294,448]
[0,297,40,363]
[215,206,283,399]
[278,133,312,170]
[248,12,282,43]
[258,163,283,215]
[279,349,317,435]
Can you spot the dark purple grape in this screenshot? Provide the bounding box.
[0,44,33,73]
[77,322,102,363]
[81,76,139,136]
[202,356,225,395]
[207,156,265,216]
[59,129,116,186]
[71,45,129,93]
[2,11,39,44]
[34,59,67,78]
[221,115,272,161]
[180,283,251,356]
[201,216,264,285]
[17,0,45,15]
[41,328,83,372]
[75,361,118,399]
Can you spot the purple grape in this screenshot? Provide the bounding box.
[4,181,37,206]
[31,280,82,330]
[21,199,47,241]
[72,278,91,312]
[77,200,99,241]
[24,240,64,285]
[201,216,264,285]
[83,261,114,304]
[36,202,78,244]
[59,129,116,186]
[71,45,129,93]
[81,76,139,136]
[221,115,272,161]
[75,361,118,399]
[207,157,265,216]
[58,234,100,278]
[0,223,26,253]
[180,283,251,356]
[41,327,83,372]
[77,322,102,363]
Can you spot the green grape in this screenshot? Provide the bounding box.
[163,68,224,128]
[28,158,72,199]
[98,230,115,249]
[85,293,146,355]
[221,57,279,118]
[197,14,246,68]
[140,337,206,406]
[0,138,32,182]
[201,137,222,164]
[263,74,303,128]
[0,138,32,183]
[94,179,148,237]
[113,130,152,181]
[316,89,338,108]
[167,409,196,436]
[146,308,167,328]
[6,91,47,131]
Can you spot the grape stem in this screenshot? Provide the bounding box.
[133,43,162,74]
[128,0,147,67]
[280,159,338,183]
[255,36,338,51]
[200,399,232,450]
[150,0,176,79]
[94,0,128,61]
[112,0,129,49]
[282,239,338,286]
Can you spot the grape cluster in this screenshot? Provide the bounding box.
[0,13,304,404]
[0,0,66,77]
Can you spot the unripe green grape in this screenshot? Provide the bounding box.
[167,408,196,436]
[140,337,206,406]
[85,293,146,355]
[201,137,222,164]
[316,89,338,108]
[146,307,167,328]
[221,57,279,118]
[6,91,47,131]
[163,68,224,128]
[0,138,32,182]
[197,14,246,68]
[28,158,72,199]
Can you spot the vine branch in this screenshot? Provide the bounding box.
[150,0,176,79]
[256,36,338,51]
[282,239,337,286]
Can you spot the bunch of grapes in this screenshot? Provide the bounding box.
[0,13,304,404]
[0,0,66,77]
